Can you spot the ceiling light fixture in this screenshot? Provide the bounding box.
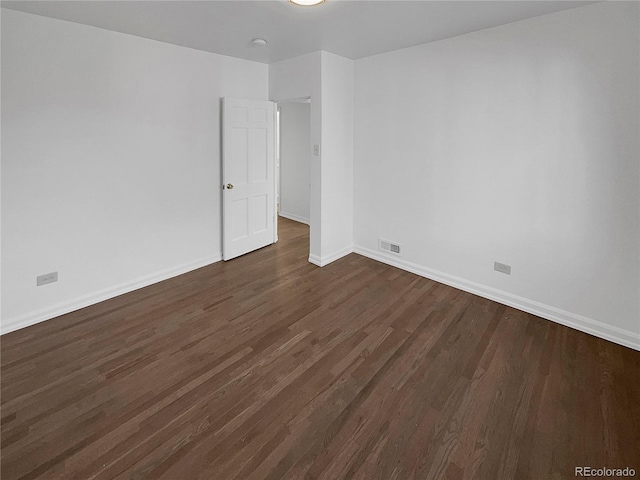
[289,0,325,6]
[251,38,267,47]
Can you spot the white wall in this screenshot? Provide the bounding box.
[1,9,268,332]
[320,52,354,263]
[279,102,311,225]
[354,2,640,349]
[269,52,322,259]
[4,5,636,350]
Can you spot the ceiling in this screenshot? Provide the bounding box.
[1,0,596,64]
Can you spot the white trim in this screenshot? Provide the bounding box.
[353,245,640,351]
[308,254,323,267]
[276,97,311,104]
[279,212,310,225]
[308,245,353,267]
[1,254,222,335]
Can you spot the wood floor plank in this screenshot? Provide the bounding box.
[1,218,638,479]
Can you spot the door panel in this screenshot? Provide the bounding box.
[222,98,276,261]
[229,128,249,183]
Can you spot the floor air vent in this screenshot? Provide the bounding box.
[379,238,401,256]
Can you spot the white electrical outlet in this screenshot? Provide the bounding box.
[37,272,58,286]
[494,262,511,275]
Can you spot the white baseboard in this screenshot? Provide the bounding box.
[6,244,637,352]
[353,245,640,351]
[308,254,321,266]
[279,212,310,225]
[1,254,222,336]
[309,245,353,267]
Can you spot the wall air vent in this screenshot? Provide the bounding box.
[379,238,401,256]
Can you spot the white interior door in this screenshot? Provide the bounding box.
[222,98,276,261]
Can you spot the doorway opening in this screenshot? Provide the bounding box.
[276,98,311,252]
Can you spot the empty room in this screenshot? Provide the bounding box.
[1,1,639,479]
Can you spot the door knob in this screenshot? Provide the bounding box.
[226,183,234,190]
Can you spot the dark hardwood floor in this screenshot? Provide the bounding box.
[1,218,638,479]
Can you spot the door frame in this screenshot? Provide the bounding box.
[276,98,312,228]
